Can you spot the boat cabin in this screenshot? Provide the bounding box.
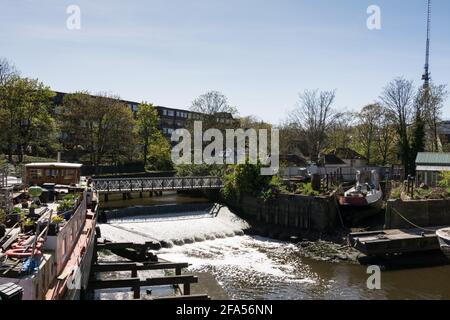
[24,163,82,186]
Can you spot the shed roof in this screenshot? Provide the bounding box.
[416,153,450,165]
[323,154,346,165]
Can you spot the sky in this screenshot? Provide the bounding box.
[1,0,449,123]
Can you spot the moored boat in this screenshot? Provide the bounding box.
[339,170,383,226]
[0,163,98,300]
[436,228,450,259]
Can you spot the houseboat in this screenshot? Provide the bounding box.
[0,163,97,300]
[24,162,83,186]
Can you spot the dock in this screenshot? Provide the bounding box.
[348,227,442,256]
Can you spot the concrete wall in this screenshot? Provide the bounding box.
[385,199,450,229]
[229,193,340,233]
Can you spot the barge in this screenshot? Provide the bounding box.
[0,163,98,300]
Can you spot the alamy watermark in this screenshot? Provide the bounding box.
[367,5,381,30]
[170,121,280,176]
[66,5,81,30]
[366,265,381,290]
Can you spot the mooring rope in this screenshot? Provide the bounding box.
[391,207,436,233]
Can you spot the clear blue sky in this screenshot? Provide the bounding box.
[1,0,449,123]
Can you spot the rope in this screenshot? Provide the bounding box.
[391,207,436,233]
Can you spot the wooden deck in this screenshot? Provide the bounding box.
[348,227,442,256]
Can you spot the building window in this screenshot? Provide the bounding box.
[30,169,44,180]
[167,110,174,117]
[64,169,76,181]
[46,169,58,178]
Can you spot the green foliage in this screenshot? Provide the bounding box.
[63,194,78,201]
[12,207,22,214]
[390,183,450,200]
[260,176,286,202]
[438,171,450,193]
[23,219,34,227]
[57,196,77,213]
[0,76,58,161]
[146,132,174,171]
[135,103,160,165]
[176,164,226,177]
[58,92,137,167]
[389,186,402,200]
[294,182,322,196]
[51,215,64,224]
[221,162,285,203]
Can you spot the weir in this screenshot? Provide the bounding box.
[99,204,249,248]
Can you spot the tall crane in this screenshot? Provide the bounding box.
[422,0,432,89]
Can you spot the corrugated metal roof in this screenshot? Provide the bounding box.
[415,152,450,165]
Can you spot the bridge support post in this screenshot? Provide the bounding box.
[104,193,109,202]
[122,193,127,200]
[149,191,153,197]
[139,192,143,199]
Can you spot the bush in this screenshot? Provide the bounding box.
[260,176,286,202]
[221,162,286,203]
[439,171,450,193]
[57,196,77,213]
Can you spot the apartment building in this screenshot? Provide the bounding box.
[54,92,235,139]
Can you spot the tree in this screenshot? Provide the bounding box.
[58,92,137,170]
[380,78,415,174]
[328,112,355,151]
[420,84,448,151]
[289,89,339,161]
[355,105,382,165]
[0,57,18,86]
[189,91,237,130]
[135,103,160,166]
[146,131,173,171]
[374,107,397,166]
[0,76,57,162]
[410,90,427,169]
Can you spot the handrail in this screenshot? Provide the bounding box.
[92,176,221,181]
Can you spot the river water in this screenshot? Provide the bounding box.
[99,197,450,300]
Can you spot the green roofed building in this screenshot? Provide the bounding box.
[416,152,450,186]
